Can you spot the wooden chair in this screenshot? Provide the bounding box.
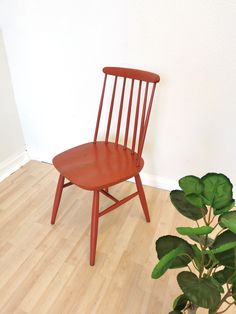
[51,67,160,265]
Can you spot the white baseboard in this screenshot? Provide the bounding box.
[130,172,236,198]
[0,150,30,182]
[128,172,179,192]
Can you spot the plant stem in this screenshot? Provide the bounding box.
[210,215,216,225]
[200,207,208,225]
[187,304,198,314]
[217,302,234,314]
[215,228,225,238]
[191,260,199,271]
[212,222,219,230]
[215,289,232,313]
[208,206,212,225]
[187,264,193,272]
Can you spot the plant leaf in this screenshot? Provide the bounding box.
[177,271,221,309]
[168,311,183,314]
[186,194,204,208]
[177,226,213,236]
[210,242,236,254]
[219,211,236,233]
[214,199,235,215]
[213,267,236,285]
[179,175,203,195]
[188,234,214,247]
[208,308,217,314]
[201,173,233,209]
[191,244,204,273]
[203,250,219,269]
[210,230,236,268]
[170,190,207,221]
[151,246,186,279]
[173,294,188,311]
[156,236,194,268]
[209,277,224,293]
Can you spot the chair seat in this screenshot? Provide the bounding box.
[53,142,144,190]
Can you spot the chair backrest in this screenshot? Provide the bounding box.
[94,67,160,162]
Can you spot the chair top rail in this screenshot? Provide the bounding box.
[103,67,160,83]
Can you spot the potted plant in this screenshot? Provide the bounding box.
[152,173,236,314]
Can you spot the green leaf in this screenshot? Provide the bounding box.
[186,194,204,208]
[201,173,233,209]
[179,175,203,195]
[221,218,236,234]
[170,190,207,221]
[208,309,217,314]
[177,271,221,309]
[156,236,194,268]
[203,250,219,269]
[219,210,236,233]
[168,311,183,314]
[188,234,214,247]
[214,199,235,215]
[209,277,224,293]
[210,230,236,268]
[151,246,186,279]
[210,242,236,254]
[192,244,204,272]
[177,226,213,236]
[173,294,188,311]
[213,267,236,285]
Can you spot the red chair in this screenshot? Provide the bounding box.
[51,67,160,265]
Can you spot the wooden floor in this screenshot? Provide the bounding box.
[0,161,234,314]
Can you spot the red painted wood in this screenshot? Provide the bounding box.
[105,76,117,143]
[90,190,99,266]
[99,191,139,217]
[124,79,134,148]
[63,181,73,188]
[51,174,65,224]
[94,74,107,143]
[138,82,149,156]
[53,142,144,190]
[52,66,160,265]
[115,77,126,144]
[135,174,150,222]
[138,83,157,162]
[100,189,119,203]
[131,80,142,154]
[103,67,160,83]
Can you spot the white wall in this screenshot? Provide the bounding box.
[0,30,28,181]
[0,0,235,191]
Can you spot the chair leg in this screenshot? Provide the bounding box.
[51,174,65,224]
[135,174,150,222]
[90,190,100,266]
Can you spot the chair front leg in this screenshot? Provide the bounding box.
[51,174,65,224]
[135,174,150,222]
[90,190,100,266]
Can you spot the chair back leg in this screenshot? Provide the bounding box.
[135,174,150,222]
[90,190,100,266]
[51,174,65,224]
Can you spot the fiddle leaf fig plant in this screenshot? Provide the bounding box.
[152,173,236,314]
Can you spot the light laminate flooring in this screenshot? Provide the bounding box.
[0,161,234,314]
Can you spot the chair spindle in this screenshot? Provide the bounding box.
[131,80,142,154]
[124,79,134,149]
[115,77,126,144]
[94,74,107,143]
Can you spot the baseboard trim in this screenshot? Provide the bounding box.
[0,150,30,182]
[129,172,236,198]
[128,172,179,192]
